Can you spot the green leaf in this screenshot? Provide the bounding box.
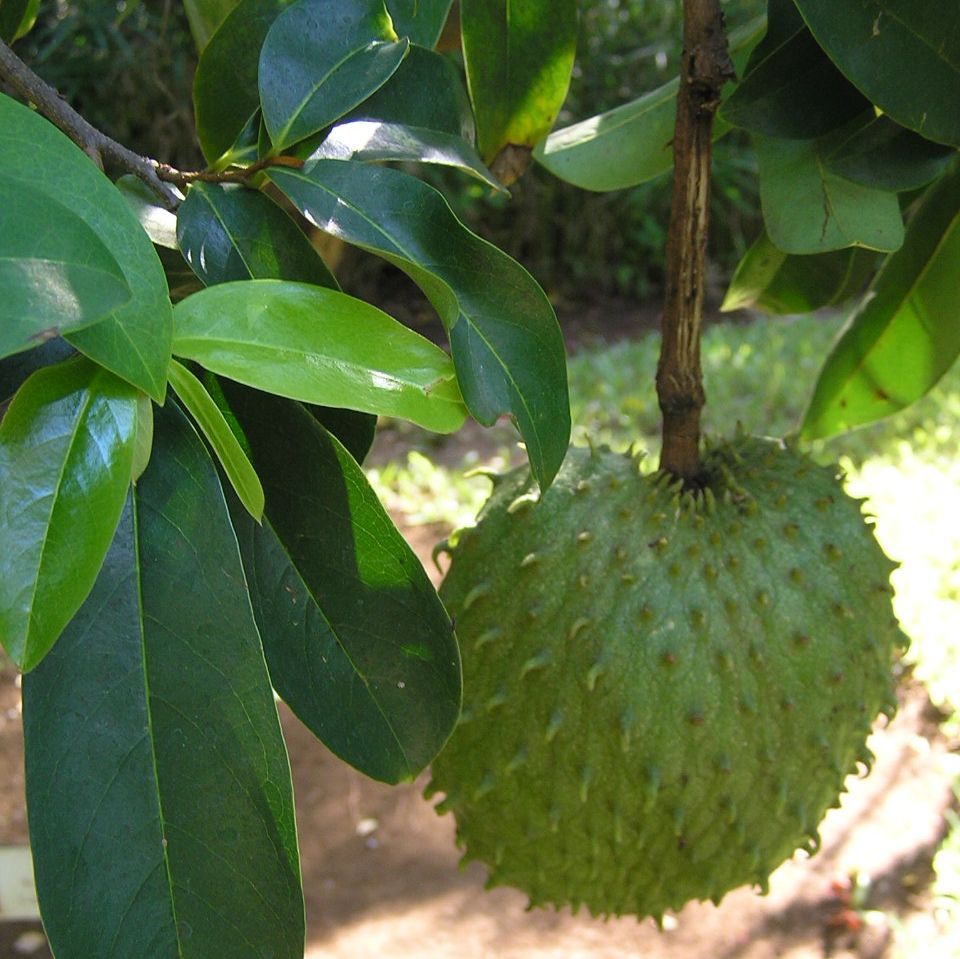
[0,340,76,405]
[131,390,153,482]
[385,0,453,47]
[344,43,474,141]
[193,0,294,163]
[269,160,570,488]
[794,0,960,148]
[116,175,180,249]
[823,115,956,192]
[533,19,764,192]
[0,0,38,42]
[259,0,408,152]
[721,229,877,314]
[461,0,576,165]
[307,404,376,463]
[173,278,466,433]
[182,0,240,50]
[720,0,869,140]
[801,165,960,439]
[168,358,265,520]
[310,120,503,191]
[0,175,132,359]
[0,358,138,670]
[756,132,905,254]
[22,402,304,958]
[0,95,172,400]
[177,182,338,288]
[221,383,460,782]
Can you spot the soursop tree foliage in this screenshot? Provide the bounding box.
[0,0,955,953]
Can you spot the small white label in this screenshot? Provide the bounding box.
[0,847,40,921]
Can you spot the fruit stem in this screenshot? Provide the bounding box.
[656,0,734,483]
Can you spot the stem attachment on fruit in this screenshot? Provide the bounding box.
[656,0,734,483]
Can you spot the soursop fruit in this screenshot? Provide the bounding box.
[427,435,907,919]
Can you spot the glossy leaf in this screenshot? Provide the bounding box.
[0,0,37,42]
[0,95,172,400]
[173,279,466,433]
[461,0,576,166]
[756,133,904,254]
[222,383,460,783]
[533,20,763,192]
[259,0,408,152]
[0,339,76,405]
[801,166,960,439]
[177,182,338,289]
[22,402,303,958]
[168,358,265,520]
[823,115,956,192]
[0,175,132,359]
[269,160,570,488]
[193,0,293,163]
[721,229,877,314]
[344,43,474,141]
[182,0,240,50]
[116,175,180,249]
[794,0,960,148]
[310,120,503,191]
[0,358,137,670]
[720,0,868,140]
[385,0,453,47]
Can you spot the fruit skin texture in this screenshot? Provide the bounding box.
[427,436,907,920]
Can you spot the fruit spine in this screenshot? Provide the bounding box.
[428,435,907,920]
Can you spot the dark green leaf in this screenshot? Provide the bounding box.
[0,95,172,401]
[0,0,37,42]
[193,0,294,163]
[168,358,265,520]
[721,229,877,314]
[307,404,377,463]
[173,278,466,433]
[720,0,869,139]
[0,339,76,405]
[801,165,960,438]
[0,175,132,359]
[533,19,764,192]
[23,402,303,958]
[345,43,474,141]
[756,132,904,254]
[0,358,138,670]
[461,0,576,165]
[182,0,240,50]
[116,175,180,249]
[794,0,960,148]
[177,182,338,288]
[222,383,460,782]
[310,120,503,191]
[385,0,453,47]
[823,115,956,192]
[269,160,570,488]
[259,0,408,152]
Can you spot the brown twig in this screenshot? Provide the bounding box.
[0,40,303,210]
[655,0,734,482]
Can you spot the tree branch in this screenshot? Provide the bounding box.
[0,40,303,210]
[655,0,734,482]
[0,39,182,209]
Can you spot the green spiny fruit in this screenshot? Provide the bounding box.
[427,435,907,920]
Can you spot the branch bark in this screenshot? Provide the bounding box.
[0,39,182,209]
[656,0,734,482]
